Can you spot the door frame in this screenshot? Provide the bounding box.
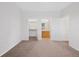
[39,17,53,40]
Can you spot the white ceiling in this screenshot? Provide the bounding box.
[16,2,71,12]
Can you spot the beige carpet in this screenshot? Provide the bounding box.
[2,40,79,57]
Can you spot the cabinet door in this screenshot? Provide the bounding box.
[42,31,50,38]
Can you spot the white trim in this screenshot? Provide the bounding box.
[27,19,30,40]
[37,19,42,40]
[49,17,53,40]
[69,42,79,51]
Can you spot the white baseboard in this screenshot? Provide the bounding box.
[0,40,21,56]
[69,43,79,52]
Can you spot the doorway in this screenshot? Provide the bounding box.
[41,19,50,40]
[28,19,38,40]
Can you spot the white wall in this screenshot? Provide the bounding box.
[62,3,79,51]
[69,14,79,51]
[0,2,21,56]
[69,12,79,51]
[52,16,69,41]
